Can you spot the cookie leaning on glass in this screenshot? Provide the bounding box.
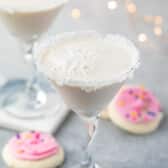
[100,85,163,134]
[2,131,64,168]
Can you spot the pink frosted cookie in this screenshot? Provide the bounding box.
[108,85,163,134]
[2,131,64,168]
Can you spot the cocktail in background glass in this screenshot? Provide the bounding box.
[0,0,68,118]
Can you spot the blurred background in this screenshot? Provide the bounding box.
[0,0,166,80]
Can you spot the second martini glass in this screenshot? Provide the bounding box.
[36,31,140,167]
[0,0,68,118]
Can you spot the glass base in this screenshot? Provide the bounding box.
[74,161,101,168]
[73,159,102,168]
[80,161,101,168]
[0,79,59,119]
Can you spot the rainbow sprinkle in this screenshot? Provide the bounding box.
[118,100,125,107]
[131,111,138,117]
[17,149,24,154]
[147,111,156,117]
[16,134,20,139]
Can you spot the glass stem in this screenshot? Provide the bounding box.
[24,42,39,94]
[21,40,47,110]
[81,117,100,168]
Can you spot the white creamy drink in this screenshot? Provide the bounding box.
[36,32,140,168]
[36,32,140,117]
[0,0,67,41]
[0,0,68,118]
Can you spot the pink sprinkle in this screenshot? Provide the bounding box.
[144,116,149,122]
[16,134,20,139]
[31,140,38,145]
[35,133,40,139]
[137,111,142,117]
[132,117,137,121]
[125,113,130,118]
[32,151,38,155]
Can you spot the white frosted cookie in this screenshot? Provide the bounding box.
[2,131,64,168]
[107,86,163,134]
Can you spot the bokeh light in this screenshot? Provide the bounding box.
[71,8,81,19]
[107,1,118,10]
[138,33,147,42]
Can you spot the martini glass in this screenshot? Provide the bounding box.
[0,0,68,118]
[35,31,140,167]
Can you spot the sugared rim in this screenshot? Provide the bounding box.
[35,31,140,91]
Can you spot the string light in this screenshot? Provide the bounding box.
[153,27,163,36]
[71,8,81,19]
[138,33,147,42]
[124,0,166,44]
[126,2,137,14]
[154,16,163,25]
[106,0,168,47]
[144,15,153,23]
[107,1,118,10]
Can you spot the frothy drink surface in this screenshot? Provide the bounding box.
[37,33,139,91]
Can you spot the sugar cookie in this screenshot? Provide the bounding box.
[2,131,64,168]
[108,86,163,134]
